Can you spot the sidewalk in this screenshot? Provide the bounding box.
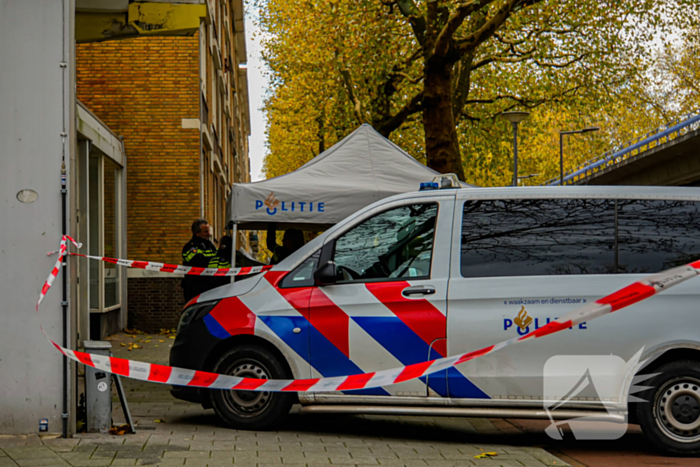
[0,332,569,467]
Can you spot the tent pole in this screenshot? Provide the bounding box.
[231,222,237,283]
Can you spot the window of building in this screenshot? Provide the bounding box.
[87,153,122,311]
[460,199,616,277]
[334,203,438,283]
[103,157,120,308]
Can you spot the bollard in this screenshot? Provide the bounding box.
[83,340,112,433]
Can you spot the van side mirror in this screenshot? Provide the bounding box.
[314,261,337,286]
[314,241,336,286]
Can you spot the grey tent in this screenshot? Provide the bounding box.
[227,124,444,231]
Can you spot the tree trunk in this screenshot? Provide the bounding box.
[423,57,465,181]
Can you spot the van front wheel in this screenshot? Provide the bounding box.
[209,345,294,430]
[637,360,700,456]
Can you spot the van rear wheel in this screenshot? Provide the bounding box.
[209,345,294,430]
[637,360,700,456]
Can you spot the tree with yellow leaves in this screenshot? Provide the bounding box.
[258,0,699,184]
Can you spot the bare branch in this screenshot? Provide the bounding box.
[377,91,424,136]
[452,50,476,121]
[455,83,586,124]
[336,52,365,125]
[390,71,423,84]
[534,52,593,68]
[433,0,495,58]
[472,47,536,71]
[455,0,545,57]
[391,0,427,47]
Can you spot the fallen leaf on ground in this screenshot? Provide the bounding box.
[120,343,126,347]
[154,419,165,423]
[159,340,165,343]
[168,336,175,339]
[109,424,131,435]
[474,452,498,459]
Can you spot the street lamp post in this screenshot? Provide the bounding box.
[559,127,600,185]
[501,111,530,186]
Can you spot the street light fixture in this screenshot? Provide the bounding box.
[559,126,600,185]
[501,111,530,186]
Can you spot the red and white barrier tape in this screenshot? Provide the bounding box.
[39,236,700,393]
[65,252,272,277]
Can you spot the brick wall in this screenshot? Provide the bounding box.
[76,12,252,332]
[77,36,202,332]
[127,277,186,332]
[76,36,201,264]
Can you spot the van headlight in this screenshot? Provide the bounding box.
[177,300,218,334]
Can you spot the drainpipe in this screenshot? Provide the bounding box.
[61,163,69,439]
[60,0,70,438]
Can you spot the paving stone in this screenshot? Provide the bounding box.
[0,436,42,449]
[115,450,165,460]
[300,452,331,461]
[60,452,95,463]
[180,460,217,467]
[415,461,476,467]
[231,452,256,463]
[0,459,18,467]
[3,448,60,460]
[518,447,569,466]
[252,452,281,462]
[279,453,306,464]
[41,438,80,452]
[321,448,353,457]
[109,460,138,466]
[135,460,184,466]
[162,451,211,459]
[14,459,71,467]
[61,459,113,467]
[375,460,428,467]
[328,457,379,465]
[209,450,237,459]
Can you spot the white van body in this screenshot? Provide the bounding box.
[174,185,700,453]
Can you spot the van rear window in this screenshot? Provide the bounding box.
[460,199,700,277]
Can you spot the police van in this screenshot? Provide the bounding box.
[171,181,700,455]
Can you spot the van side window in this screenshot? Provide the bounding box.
[461,199,615,277]
[333,203,438,283]
[617,200,700,273]
[279,252,320,288]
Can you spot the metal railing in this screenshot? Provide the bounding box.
[544,109,700,186]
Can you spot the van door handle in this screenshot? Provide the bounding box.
[402,286,436,297]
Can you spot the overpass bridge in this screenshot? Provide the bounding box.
[545,110,700,186]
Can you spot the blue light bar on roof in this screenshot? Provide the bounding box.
[420,182,439,191]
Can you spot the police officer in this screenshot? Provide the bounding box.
[182,219,218,302]
[267,223,305,265]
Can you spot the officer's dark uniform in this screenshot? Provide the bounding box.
[181,235,218,302]
[208,235,233,291]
